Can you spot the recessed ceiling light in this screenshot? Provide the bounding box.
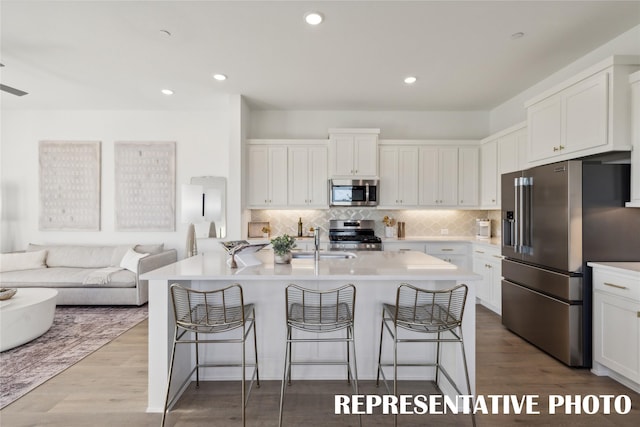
[404,76,417,84]
[213,74,227,81]
[161,89,174,95]
[304,12,323,25]
[510,32,525,40]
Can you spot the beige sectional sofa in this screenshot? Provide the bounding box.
[0,244,177,306]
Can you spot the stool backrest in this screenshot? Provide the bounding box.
[285,284,356,332]
[170,283,246,333]
[394,284,468,331]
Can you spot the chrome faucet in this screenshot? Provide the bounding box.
[314,227,320,259]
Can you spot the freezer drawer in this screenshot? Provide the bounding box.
[502,280,584,366]
[502,259,583,302]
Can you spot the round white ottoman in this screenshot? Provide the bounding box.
[0,288,58,352]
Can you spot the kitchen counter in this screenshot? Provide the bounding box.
[381,235,501,247]
[142,250,480,412]
[587,261,640,276]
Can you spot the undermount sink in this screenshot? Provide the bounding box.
[291,250,357,259]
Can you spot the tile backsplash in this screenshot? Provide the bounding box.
[250,209,501,238]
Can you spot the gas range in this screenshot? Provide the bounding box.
[328,219,383,251]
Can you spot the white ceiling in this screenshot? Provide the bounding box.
[1,1,639,111]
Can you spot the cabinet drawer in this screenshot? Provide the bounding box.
[425,242,468,255]
[472,245,501,259]
[593,270,640,302]
[383,242,425,252]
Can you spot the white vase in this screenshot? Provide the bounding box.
[274,252,292,264]
[385,226,395,238]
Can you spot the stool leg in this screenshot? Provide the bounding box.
[242,331,246,427]
[252,310,260,388]
[287,327,293,386]
[458,328,476,427]
[346,325,351,384]
[435,331,442,387]
[161,329,179,427]
[194,332,200,388]
[393,326,398,427]
[376,310,385,387]
[279,326,291,427]
[349,324,362,427]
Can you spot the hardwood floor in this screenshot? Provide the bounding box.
[1,305,639,426]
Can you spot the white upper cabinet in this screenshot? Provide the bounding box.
[458,146,479,207]
[480,140,498,208]
[627,70,640,208]
[247,145,288,208]
[481,122,527,209]
[329,129,379,178]
[419,146,459,207]
[288,145,328,208]
[526,56,639,166]
[378,145,419,207]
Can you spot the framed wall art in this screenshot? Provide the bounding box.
[39,140,101,231]
[114,141,176,231]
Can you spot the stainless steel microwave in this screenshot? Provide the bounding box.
[329,179,378,207]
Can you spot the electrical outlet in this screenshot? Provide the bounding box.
[440,228,449,235]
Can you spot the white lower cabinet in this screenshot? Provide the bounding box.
[472,244,502,315]
[425,242,469,270]
[590,263,640,393]
[382,242,425,252]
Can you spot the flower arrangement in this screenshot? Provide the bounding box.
[261,226,271,237]
[382,216,397,227]
[270,234,297,256]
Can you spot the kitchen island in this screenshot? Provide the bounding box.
[141,249,481,412]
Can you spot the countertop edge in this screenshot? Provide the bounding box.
[587,261,640,276]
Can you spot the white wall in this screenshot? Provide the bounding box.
[0,109,230,256]
[490,24,640,133]
[249,110,490,139]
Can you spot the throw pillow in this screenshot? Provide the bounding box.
[0,250,47,272]
[119,248,149,273]
[134,243,164,255]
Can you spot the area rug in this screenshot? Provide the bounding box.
[0,305,148,409]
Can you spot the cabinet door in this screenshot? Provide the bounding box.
[515,127,528,171]
[438,148,459,206]
[498,134,519,175]
[528,94,562,162]
[308,146,328,207]
[480,141,498,207]
[288,146,310,206]
[630,78,640,205]
[398,146,419,205]
[563,72,609,154]
[268,146,288,205]
[593,291,640,382]
[353,134,378,177]
[419,147,439,206]
[332,135,356,176]
[379,146,400,206]
[247,146,270,206]
[458,147,479,206]
[472,255,492,303]
[487,256,502,315]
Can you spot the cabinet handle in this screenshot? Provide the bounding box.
[553,146,560,152]
[559,145,565,151]
[492,255,503,259]
[603,282,628,290]
[441,248,454,251]
[475,250,485,254]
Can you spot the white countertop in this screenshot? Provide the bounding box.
[587,262,640,276]
[141,249,481,282]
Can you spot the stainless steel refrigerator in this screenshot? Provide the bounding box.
[501,160,640,367]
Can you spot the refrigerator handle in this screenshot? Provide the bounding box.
[515,177,523,253]
[522,177,533,253]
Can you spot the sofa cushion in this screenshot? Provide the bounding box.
[27,244,115,268]
[134,244,164,255]
[120,248,149,273]
[0,250,47,272]
[110,245,134,266]
[0,267,136,288]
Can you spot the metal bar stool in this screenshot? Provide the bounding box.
[279,284,360,427]
[376,283,475,427]
[162,283,260,427]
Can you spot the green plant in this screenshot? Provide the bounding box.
[270,234,296,255]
